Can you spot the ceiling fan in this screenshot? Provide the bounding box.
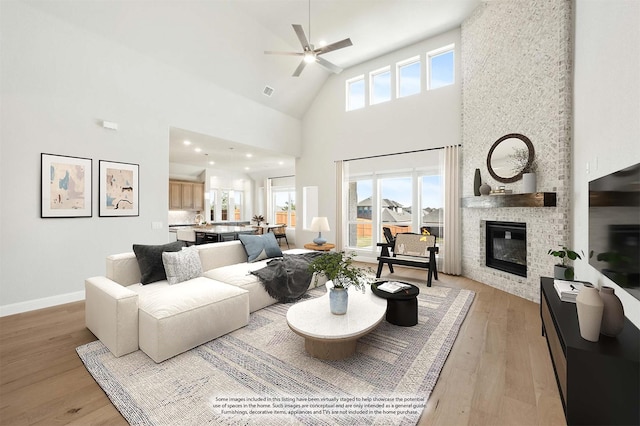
[265,3,352,77]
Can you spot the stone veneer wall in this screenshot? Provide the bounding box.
[461,0,573,302]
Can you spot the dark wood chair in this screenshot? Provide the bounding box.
[272,224,289,248]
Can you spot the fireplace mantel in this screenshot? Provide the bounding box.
[463,192,556,208]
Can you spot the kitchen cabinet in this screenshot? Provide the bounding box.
[169,180,204,211]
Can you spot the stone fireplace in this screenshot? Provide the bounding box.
[460,0,572,302]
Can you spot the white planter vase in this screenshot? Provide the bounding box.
[576,284,604,342]
[328,283,348,315]
[523,172,536,193]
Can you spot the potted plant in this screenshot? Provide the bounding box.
[252,214,264,226]
[548,246,584,280]
[308,251,372,315]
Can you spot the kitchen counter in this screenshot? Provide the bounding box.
[174,225,257,243]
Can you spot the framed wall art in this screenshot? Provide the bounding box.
[41,153,92,218]
[99,160,139,217]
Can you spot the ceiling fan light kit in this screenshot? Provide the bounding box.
[264,1,353,77]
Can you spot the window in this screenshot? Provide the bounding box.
[343,150,443,256]
[232,191,242,221]
[428,45,454,89]
[381,176,413,236]
[346,75,365,111]
[209,191,217,221]
[396,57,421,98]
[369,67,391,105]
[211,189,243,221]
[421,174,443,248]
[347,179,373,248]
[272,188,296,227]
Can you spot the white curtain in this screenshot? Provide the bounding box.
[443,145,462,275]
[335,160,344,250]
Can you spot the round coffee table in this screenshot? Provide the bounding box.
[286,283,386,360]
[371,281,420,327]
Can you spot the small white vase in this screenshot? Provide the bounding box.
[523,172,536,193]
[576,284,604,342]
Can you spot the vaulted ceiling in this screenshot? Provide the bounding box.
[26,0,481,171]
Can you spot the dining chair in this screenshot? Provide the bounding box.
[272,224,289,248]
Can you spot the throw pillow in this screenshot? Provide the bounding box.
[162,246,202,285]
[238,233,283,263]
[133,241,185,284]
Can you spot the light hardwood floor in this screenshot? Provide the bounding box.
[0,266,566,425]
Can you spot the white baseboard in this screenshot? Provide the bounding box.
[0,290,85,317]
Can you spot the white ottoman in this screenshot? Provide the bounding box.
[133,277,249,363]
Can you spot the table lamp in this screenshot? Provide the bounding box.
[310,217,330,245]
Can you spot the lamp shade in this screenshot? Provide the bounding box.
[310,217,330,232]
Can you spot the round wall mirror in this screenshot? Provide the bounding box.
[487,133,534,183]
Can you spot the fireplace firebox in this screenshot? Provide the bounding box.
[486,221,527,277]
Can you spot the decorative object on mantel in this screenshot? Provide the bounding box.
[487,133,535,184]
[308,251,372,315]
[599,286,625,336]
[523,172,537,193]
[509,142,538,193]
[575,283,604,342]
[479,182,491,196]
[490,186,513,195]
[473,168,481,196]
[548,246,584,280]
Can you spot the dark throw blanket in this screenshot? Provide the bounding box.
[251,252,324,303]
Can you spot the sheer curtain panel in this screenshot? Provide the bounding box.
[443,145,462,275]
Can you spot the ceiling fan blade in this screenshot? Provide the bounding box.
[264,51,304,56]
[316,56,343,74]
[292,59,307,77]
[292,24,311,50]
[315,38,353,55]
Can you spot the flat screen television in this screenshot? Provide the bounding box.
[588,162,640,302]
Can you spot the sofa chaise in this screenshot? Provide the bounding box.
[85,238,319,363]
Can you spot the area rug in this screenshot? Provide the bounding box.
[77,284,474,426]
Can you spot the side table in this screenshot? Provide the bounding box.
[371,281,420,326]
[303,243,335,251]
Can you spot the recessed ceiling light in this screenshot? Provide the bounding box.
[209,161,215,165]
[183,140,191,145]
[246,153,253,158]
[278,161,284,165]
[194,147,202,153]
[244,167,250,170]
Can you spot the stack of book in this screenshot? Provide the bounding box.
[553,279,588,303]
[377,281,411,293]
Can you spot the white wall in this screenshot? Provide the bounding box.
[0,2,301,315]
[297,28,462,247]
[572,0,640,327]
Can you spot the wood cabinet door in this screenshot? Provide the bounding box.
[169,181,182,210]
[193,183,204,211]
[181,183,194,210]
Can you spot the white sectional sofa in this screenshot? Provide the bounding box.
[85,240,318,363]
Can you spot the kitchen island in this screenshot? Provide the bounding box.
[172,224,256,244]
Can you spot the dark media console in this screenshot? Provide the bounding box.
[540,277,639,425]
